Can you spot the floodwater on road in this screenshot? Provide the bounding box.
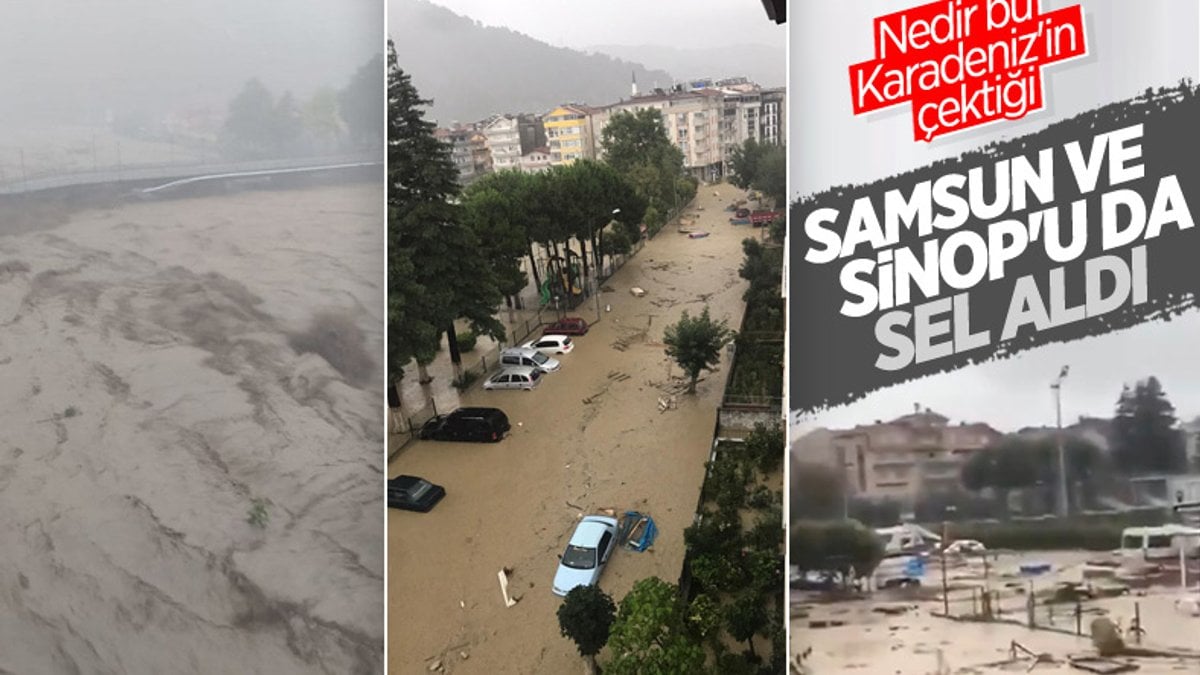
[794,549,1200,674]
[388,183,763,674]
[0,183,384,674]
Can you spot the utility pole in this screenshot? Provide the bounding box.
[1052,366,1070,518]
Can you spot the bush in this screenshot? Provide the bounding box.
[451,371,479,391]
[790,519,884,578]
[456,330,478,352]
[946,510,1166,551]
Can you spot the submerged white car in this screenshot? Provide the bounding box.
[552,515,618,596]
[522,334,574,355]
[482,366,544,391]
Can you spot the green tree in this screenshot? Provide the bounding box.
[221,78,278,158]
[753,144,786,208]
[558,585,616,674]
[600,109,687,220]
[663,306,735,393]
[728,139,766,190]
[790,520,883,582]
[273,91,304,155]
[729,139,786,208]
[725,591,767,659]
[462,170,537,307]
[606,577,706,675]
[303,86,343,151]
[1113,377,1186,474]
[341,52,386,150]
[388,40,502,382]
[790,461,844,520]
[961,440,1039,515]
[745,422,784,474]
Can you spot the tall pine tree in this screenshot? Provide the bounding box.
[388,40,502,383]
[1112,376,1186,474]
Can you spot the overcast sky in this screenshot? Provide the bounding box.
[418,0,784,50]
[792,310,1200,436]
[0,1,380,129]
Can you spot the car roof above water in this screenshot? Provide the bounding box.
[570,517,615,546]
[451,407,507,420]
[496,365,540,377]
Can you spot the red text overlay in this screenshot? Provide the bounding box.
[849,0,1087,142]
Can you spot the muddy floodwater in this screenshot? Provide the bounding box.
[793,549,1200,674]
[389,183,762,674]
[0,183,384,674]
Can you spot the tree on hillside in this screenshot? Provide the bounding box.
[221,78,279,158]
[1113,377,1187,474]
[663,306,735,394]
[558,585,616,675]
[606,577,706,675]
[341,52,386,150]
[388,40,502,383]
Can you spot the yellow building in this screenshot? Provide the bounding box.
[542,105,595,165]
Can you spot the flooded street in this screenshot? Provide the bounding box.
[0,183,384,674]
[794,549,1200,674]
[388,184,758,674]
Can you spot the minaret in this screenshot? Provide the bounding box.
[632,71,638,97]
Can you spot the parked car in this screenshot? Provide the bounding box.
[499,347,560,372]
[522,334,574,355]
[388,475,446,512]
[552,515,619,596]
[419,407,510,442]
[483,366,544,391]
[544,317,589,336]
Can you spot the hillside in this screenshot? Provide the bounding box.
[588,43,785,89]
[390,0,675,124]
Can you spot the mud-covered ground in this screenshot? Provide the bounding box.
[794,550,1200,674]
[388,184,760,674]
[0,183,384,674]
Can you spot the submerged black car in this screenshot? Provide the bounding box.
[388,475,446,512]
[419,407,510,442]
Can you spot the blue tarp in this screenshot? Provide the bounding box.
[622,511,657,552]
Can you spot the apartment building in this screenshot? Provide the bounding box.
[595,89,726,182]
[543,105,596,165]
[482,115,522,172]
[793,407,1002,506]
[519,146,552,173]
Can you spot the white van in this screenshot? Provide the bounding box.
[499,347,560,372]
[1120,524,1200,561]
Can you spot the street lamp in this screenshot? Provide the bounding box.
[586,208,619,324]
[1051,365,1070,517]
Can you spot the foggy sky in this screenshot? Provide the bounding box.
[0,1,381,128]
[413,0,784,51]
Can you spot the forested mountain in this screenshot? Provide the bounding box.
[390,0,675,124]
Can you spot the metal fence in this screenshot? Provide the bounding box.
[389,398,439,455]
[934,572,1148,641]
